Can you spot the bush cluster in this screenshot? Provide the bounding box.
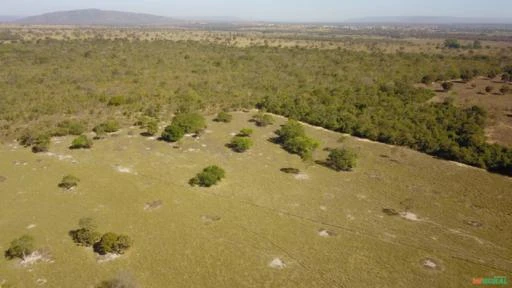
[189,165,225,187]
[275,120,319,160]
[326,148,358,171]
[4,235,35,260]
[161,113,206,142]
[69,218,132,255]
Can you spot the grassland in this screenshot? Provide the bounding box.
[1,112,511,287]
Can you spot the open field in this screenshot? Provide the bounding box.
[424,77,512,146]
[1,112,511,287]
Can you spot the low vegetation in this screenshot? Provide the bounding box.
[70,135,93,149]
[213,111,233,123]
[274,120,319,160]
[189,165,226,187]
[252,112,275,127]
[58,175,80,190]
[325,148,358,171]
[69,218,101,247]
[93,232,133,255]
[53,120,86,137]
[238,128,253,137]
[93,120,120,137]
[4,235,35,260]
[229,136,253,152]
[161,113,206,142]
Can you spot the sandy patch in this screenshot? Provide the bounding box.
[420,258,442,271]
[144,200,163,211]
[114,165,137,175]
[269,258,286,269]
[26,224,37,229]
[20,250,54,267]
[318,229,336,238]
[400,212,420,221]
[36,278,47,286]
[201,215,221,225]
[294,173,309,180]
[97,253,121,263]
[44,152,75,162]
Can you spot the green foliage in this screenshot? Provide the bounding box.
[18,130,51,153]
[93,120,120,134]
[58,175,80,189]
[70,135,93,149]
[145,119,158,136]
[214,111,233,123]
[326,148,358,171]
[444,39,461,49]
[93,232,133,255]
[161,124,185,142]
[275,120,319,160]
[53,120,86,136]
[107,96,126,106]
[69,217,101,247]
[441,82,454,91]
[4,235,35,260]
[32,133,51,153]
[238,128,254,137]
[161,113,205,142]
[189,165,226,187]
[252,112,275,127]
[229,136,253,152]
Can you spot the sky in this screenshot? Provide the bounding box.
[1,0,512,22]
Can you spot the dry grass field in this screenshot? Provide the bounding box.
[1,112,511,287]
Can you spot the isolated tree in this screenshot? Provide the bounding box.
[229,136,253,152]
[4,235,35,260]
[189,165,226,187]
[441,82,454,91]
[145,119,158,136]
[252,112,275,127]
[444,39,461,49]
[161,124,185,142]
[326,148,358,171]
[213,111,233,123]
[93,233,133,255]
[58,175,80,189]
[70,135,93,149]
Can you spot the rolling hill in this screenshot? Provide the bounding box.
[14,9,183,26]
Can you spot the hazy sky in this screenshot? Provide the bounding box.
[2,0,512,21]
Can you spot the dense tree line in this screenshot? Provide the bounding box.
[0,39,510,174]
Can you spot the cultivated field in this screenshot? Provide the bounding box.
[1,112,511,287]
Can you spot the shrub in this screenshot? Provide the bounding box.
[326,148,358,171]
[70,135,93,149]
[421,75,433,85]
[275,120,319,160]
[499,85,510,95]
[171,113,206,134]
[441,82,454,91]
[214,111,233,123]
[280,168,300,174]
[93,120,120,134]
[53,120,86,136]
[69,218,101,247]
[444,39,461,49]
[189,165,225,187]
[229,136,253,152]
[252,112,275,127]
[145,119,158,136]
[238,128,253,137]
[161,124,185,142]
[31,133,51,153]
[485,86,494,93]
[58,175,80,189]
[107,96,126,106]
[161,113,205,142]
[4,235,35,259]
[93,232,133,255]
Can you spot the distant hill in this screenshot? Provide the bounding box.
[15,9,183,26]
[346,16,512,24]
[0,15,23,22]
